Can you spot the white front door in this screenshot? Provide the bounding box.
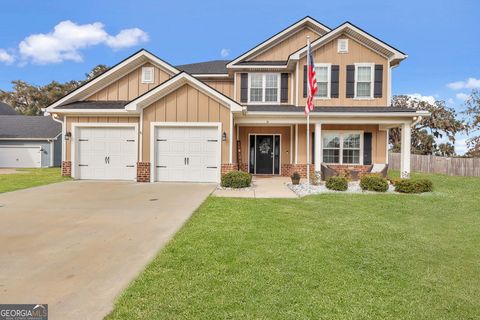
[0,146,42,168]
[154,126,220,182]
[76,127,137,180]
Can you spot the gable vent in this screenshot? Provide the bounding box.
[141,67,155,84]
[337,39,349,53]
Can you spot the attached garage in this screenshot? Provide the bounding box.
[152,124,221,182]
[72,124,138,180]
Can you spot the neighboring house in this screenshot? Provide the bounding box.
[0,102,19,115]
[45,16,427,182]
[0,116,62,168]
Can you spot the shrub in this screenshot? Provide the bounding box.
[360,174,389,192]
[326,176,348,191]
[221,171,252,188]
[291,172,301,180]
[394,179,433,193]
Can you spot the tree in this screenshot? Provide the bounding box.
[464,89,480,157]
[390,95,465,155]
[0,64,108,115]
[437,142,455,157]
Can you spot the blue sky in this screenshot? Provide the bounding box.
[0,0,478,153]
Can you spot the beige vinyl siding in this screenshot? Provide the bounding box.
[238,126,291,166]
[142,84,231,163]
[202,80,234,99]
[296,34,389,106]
[252,27,321,61]
[64,116,140,161]
[86,63,172,101]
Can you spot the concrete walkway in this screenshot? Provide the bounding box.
[0,181,215,320]
[213,176,297,198]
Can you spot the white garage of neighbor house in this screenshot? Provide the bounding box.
[0,115,62,168]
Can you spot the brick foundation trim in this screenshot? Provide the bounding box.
[61,161,71,177]
[221,163,238,175]
[327,164,371,180]
[137,162,150,182]
[281,164,315,178]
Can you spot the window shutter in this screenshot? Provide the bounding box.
[331,65,339,98]
[363,132,372,165]
[346,65,355,98]
[374,64,383,98]
[303,65,307,98]
[280,73,288,103]
[240,73,248,103]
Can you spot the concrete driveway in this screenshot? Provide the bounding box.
[0,181,215,319]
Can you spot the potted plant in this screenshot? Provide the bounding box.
[291,172,301,185]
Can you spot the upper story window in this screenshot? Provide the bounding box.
[355,64,374,98]
[141,67,155,84]
[337,39,349,53]
[248,73,280,103]
[315,64,331,99]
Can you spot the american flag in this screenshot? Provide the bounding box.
[305,41,317,114]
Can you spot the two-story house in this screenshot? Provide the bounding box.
[46,17,427,183]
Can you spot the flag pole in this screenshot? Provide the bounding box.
[306,36,310,187]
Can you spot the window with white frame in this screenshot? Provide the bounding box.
[355,64,373,98]
[141,67,154,84]
[315,64,330,98]
[248,73,280,103]
[322,132,362,164]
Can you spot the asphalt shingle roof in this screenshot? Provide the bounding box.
[176,60,229,74]
[57,101,129,109]
[247,105,416,113]
[0,102,19,115]
[0,116,61,139]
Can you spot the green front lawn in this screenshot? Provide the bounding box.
[108,173,480,320]
[0,168,70,193]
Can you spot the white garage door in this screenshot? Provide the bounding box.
[154,126,220,182]
[0,146,42,168]
[76,127,137,180]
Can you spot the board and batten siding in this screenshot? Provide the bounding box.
[86,63,172,101]
[296,34,389,106]
[252,27,321,61]
[202,80,234,99]
[64,116,140,161]
[142,84,231,163]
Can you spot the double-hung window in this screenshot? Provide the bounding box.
[248,73,280,103]
[315,64,331,99]
[355,64,374,98]
[322,132,363,164]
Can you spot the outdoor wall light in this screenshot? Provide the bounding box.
[222,131,227,141]
[65,132,71,140]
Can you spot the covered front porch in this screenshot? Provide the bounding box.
[233,107,422,179]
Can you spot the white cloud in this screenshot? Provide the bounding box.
[0,49,15,64]
[406,93,436,104]
[106,28,149,50]
[447,77,480,90]
[18,20,149,64]
[455,92,469,101]
[220,48,230,58]
[454,138,468,155]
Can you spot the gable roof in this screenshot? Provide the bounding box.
[125,72,243,112]
[290,22,407,62]
[227,16,330,68]
[45,49,179,112]
[0,116,61,139]
[176,60,229,75]
[0,102,19,115]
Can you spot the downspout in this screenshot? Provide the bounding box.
[51,113,66,163]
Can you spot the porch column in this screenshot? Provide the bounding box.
[400,123,411,178]
[314,123,321,171]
